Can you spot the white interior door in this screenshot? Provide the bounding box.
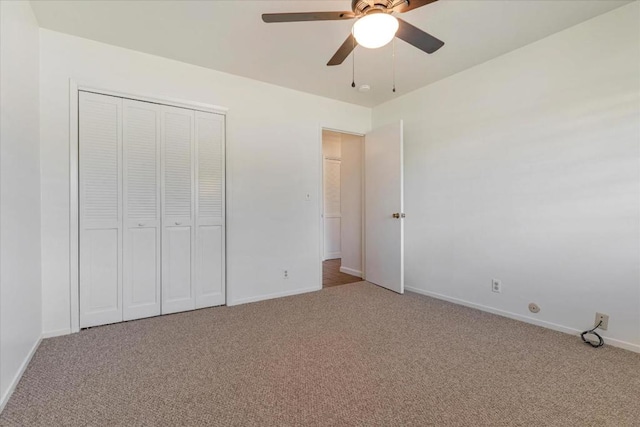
[161,106,196,314]
[122,99,162,321]
[365,121,404,294]
[79,92,123,328]
[323,158,342,260]
[194,111,226,308]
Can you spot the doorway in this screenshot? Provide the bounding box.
[321,129,364,288]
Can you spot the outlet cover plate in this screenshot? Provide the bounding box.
[595,312,609,330]
[491,279,502,293]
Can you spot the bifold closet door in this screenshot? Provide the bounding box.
[161,106,196,314]
[195,111,226,308]
[79,92,123,328]
[122,99,162,321]
[80,93,226,326]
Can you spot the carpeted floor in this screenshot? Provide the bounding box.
[1,282,639,426]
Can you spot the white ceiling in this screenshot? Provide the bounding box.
[30,0,630,107]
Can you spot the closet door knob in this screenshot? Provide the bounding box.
[175,221,182,225]
[138,222,145,227]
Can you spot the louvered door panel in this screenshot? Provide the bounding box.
[123,99,161,321]
[79,91,123,328]
[195,111,225,308]
[161,106,196,314]
[164,109,193,218]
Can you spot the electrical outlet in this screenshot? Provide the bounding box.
[491,279,502,293]
[595,312,609,330]
[305,193,311,201]
[283,270,289,279]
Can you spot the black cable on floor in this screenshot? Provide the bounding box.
[581,320,604,348]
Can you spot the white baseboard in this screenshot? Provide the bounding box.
[405,286,640,354]
[325,253,341,260]
[227,285,321,306]
[339,266,362,278]
[42,328,71,339]
[0,337,41,413]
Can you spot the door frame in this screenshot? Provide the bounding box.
[318,126,366,288]
[69,79,228,333]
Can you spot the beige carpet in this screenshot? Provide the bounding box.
[1,282,639,426]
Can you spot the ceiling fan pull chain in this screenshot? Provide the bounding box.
[351,37,356,88]
[392,37,396,93]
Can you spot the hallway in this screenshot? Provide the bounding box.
[322,259,361,288]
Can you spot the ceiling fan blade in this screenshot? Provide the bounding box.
[262,11,355,23]
[327,34,357,66]
[392,0,439,14]
[395,18,444,54]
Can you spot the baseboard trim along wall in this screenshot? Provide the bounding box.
[405,287,640,354]
[227,286,321,307]
[339,266,363,278]
[0,338,42,413]
[41,328,72,339]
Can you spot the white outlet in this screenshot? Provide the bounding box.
[305,193,311,201]
[283,270,289,279]
[595,312,609,330]
[491,279,502,293]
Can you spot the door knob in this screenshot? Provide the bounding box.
[175,221,182,225]
[138,222,145,227]
[392,213,406,219]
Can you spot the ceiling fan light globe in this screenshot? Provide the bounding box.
[352,13,399,49]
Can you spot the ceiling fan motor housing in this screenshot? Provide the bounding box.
[352,0,399,14]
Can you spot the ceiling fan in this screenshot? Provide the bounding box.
[262,0,444,66]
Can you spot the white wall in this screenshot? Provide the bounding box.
[373,3,640,351]
[0,1,42,407]
[39,29,371,335]
[340,134,363,276]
